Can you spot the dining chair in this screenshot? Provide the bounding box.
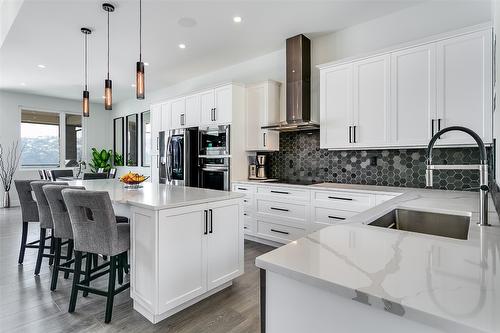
[38,170,46,179]
[82,173,108,180]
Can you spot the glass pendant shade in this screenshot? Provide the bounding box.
[136,61,145,99]
[105,79,112,110]
[82,90,90,117]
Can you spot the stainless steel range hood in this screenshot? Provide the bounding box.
[263,34,319,132]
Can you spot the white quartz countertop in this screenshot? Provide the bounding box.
[67,180,244,210]
[255,187,500,332]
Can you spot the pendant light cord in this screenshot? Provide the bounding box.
[84,33,88,90]
[139,0,142,62]
[107,10,110,79]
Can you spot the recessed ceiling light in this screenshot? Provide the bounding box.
[37,64,46,68]
[233,16,242,23]
[131,84,136,87]
[144,62,149,66]
[102,95,106,99]
[178,43,186,49]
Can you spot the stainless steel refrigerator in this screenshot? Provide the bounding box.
[159,127,199,187]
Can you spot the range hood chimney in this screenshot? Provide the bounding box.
[262,34,319,132]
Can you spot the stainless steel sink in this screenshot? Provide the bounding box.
[368,209,470,240]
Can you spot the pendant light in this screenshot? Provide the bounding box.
[136,0,145,99]
[81,27,92,117]
[103,3,115,110]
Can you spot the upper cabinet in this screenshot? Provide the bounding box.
[246,80,281,151]
[170,97,186,129]
[319,27,493,150]
[435,30,493,145]
[200,85,233,126]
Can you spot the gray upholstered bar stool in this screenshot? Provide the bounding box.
[43,184,85,291]
[14,180,48,264]
[30,180,68,275]
[62,189,130,324]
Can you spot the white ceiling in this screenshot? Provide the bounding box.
[0,0,425,103]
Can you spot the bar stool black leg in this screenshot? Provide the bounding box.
[104,255,116,323]
[50,238,62,291]
[123,252,129,274]
[18,222,29,264]
[117,256,123,285]
[83,253,92,297]
[64,240,73,279]
[92,253,98,268]
[34,228,47,275]
[49,235,55,266]
[68,251,83,313]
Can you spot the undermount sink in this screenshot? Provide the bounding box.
[367,209,470,240]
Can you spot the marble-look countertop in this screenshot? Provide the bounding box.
[67,179,244,210]
[255,187,500,332]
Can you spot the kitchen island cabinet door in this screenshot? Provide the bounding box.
[207,201,243,289]
[158,205,208,313]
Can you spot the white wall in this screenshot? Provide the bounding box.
[0,90,111,205]
[110,1,492,178]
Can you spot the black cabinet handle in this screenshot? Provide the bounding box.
[437,118,442,139]
[431,119,435,137]
[353,125,357,143]
[270,207,289,212]
[271,229,289,235]
[204,210,208,235]
[209,209,213,233]
[263,133,266,147]
[328,196,353,201]
[328,216,346,220]
[244,226,248,229]
[270,190,289,195]
[243,199,248,203]
[348,126,352,143]
[243,213,248,216]
[213,108,217,121]
[237,187,247,191]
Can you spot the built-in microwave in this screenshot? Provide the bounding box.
[198,125,230,156]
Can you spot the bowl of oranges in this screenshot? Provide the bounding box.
[119,172,149,189]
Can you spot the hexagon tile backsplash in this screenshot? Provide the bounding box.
[268,131,494,190]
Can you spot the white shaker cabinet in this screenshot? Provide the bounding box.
[200,85,233,126]
[319,27,493,149]
[185,93,201,127]
[390,44,436,146]
[207,201,242,289]
[320,64,353,149]
[246,80,281,151]
[170,97,186,129]
[161,101,171,131]
[158,207,207,312]
[352,55,390,147]
[435,29,493,145]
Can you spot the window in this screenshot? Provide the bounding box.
[20,109,83,168]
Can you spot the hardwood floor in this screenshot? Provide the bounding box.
[0,207,274,332]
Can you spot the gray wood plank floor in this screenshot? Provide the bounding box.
[0,207,273,333]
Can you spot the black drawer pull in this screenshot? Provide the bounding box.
[243,199,248,203]
[237,187,247,191]
[270,229,289,235]
[244,226,248,229]
[328,196,353,201]
[328,216,346,220]
[243,213,248,216]
[270,190,290,195]
[270,207,289,212]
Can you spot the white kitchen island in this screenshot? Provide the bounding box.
[68,180,245,324]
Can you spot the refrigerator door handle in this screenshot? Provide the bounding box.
[166,135,173,182]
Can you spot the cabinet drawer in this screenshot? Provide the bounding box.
[313,207,358,224]
[257,186,309,201]
[257,199,307,222]
[243,215,255,234]
[242,197,253,210]
[233,184,256,194]
[257,220,305,243]
[313,190,373,211]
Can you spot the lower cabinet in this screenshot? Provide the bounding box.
[233,182,399,245]
[157,200,243,313]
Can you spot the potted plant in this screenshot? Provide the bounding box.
[0,142,23,208]
[88,148,112,173]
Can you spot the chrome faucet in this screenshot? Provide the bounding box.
[426,126,490,226]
